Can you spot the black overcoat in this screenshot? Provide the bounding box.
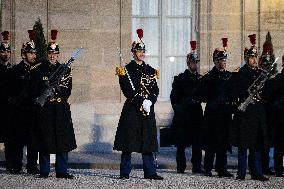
[194,66,233,151]
[227,64,268,149]
[0,63,12,142]
[29,61,76,153]
[170,69,203,147]
[7,61,37,144]
[263,69,284,150]
[113,60,159,153]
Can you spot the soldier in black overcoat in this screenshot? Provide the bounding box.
[194,40,233,178]
[113,29,163,180]
[227,34,269,181]
[29,30,76,179]
[263,55,284,177]
[8,30,40,174]
[259,49,275,175]
[170,41,203,174]
[0,31,13,172]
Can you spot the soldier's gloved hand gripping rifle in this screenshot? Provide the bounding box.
[238,56,279,112]
[35,47,83,107]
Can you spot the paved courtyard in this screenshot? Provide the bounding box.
[0,147,282,188]
[0,168,283,189]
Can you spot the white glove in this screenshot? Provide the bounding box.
[142,99,152,115]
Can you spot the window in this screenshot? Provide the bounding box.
[132,0,196,100]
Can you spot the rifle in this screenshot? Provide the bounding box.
[35,47,83,107]
[238,57,279,112]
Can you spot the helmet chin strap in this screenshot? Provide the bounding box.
[188,67,197,74]
[216,63,224,71]
[133,51,143,62]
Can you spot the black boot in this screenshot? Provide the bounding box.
[56,172,74,179]
[262,168,275,175]
[236,175,245,180]
[144,174,164,180]
[10,168,22,175]
[39,172,49,178]
[27,167,40,174]
[275,172,283,177]
[177,169,185,174]
[192,168,205,174]
[119,174,129,179]
[204,171,212,177]
[251,175,269,181]
[218,170,233,178]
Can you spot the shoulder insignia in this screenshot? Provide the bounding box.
[155,69,160,79]
[269,74,276,79]
[202,71,209,76]
[7,63,13,69]
[31,63,42,70]
[116,66,126,76]
[234,66,241,72]
[43,76,48,80]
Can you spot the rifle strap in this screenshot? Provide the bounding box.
[125,67,135,91]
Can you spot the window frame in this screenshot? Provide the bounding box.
[132,0,198,101]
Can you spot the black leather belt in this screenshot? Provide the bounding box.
[48,97,67,103]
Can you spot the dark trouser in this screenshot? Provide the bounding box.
[248,150,253,173]
[4,142,13,171]
[274,147,283,175]
[261,148,270,172]
[120,152,156,176]
[176,145,202,171]
[26,147,38,170]
[238,148,262,177]
[204,149,227,173]
[39,153,68,174]
[12,143,38,171]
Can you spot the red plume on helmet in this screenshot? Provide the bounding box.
[51,30,58,41]
[221,38,228,50]
[131,28,146,52]
[248,34,256,46]
[47,30,60,53]
[136,29,143,39]
[262,42,270,54]
[28,30,36,41]
[190,41,197,51]
[187,40,199,62]
[0,31,11,52]
[1,31,9,41]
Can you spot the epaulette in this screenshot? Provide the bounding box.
[234,67,240,72]
[197,73,203,79]
[202,71,210,78]
[116,66,126,76]
[154,69,160,79]
[201,71,212,80]
[59,71,72,87]
[6,62,13,69]
[30,63,41,70]
[202,70,209,76]
[269,74,277,79]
